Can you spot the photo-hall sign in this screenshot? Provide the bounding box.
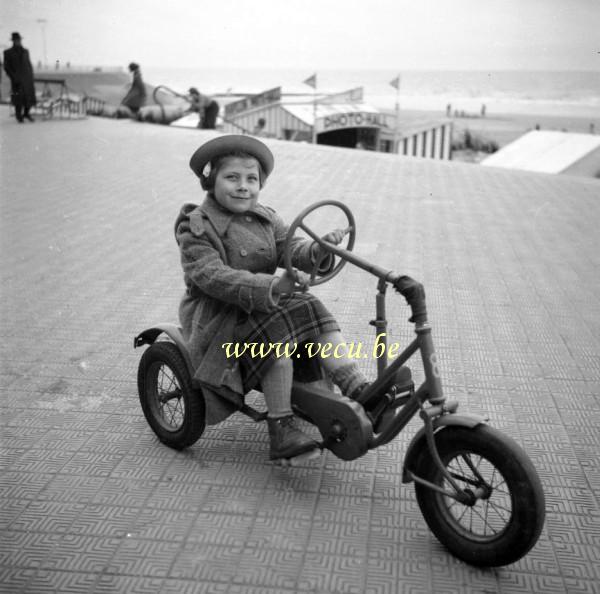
[316,110,391,133]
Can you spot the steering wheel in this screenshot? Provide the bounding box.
[283,200,356,289]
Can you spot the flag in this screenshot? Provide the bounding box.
[303,73,317,89]
[389,75,401,90]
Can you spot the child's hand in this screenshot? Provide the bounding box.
[274,269,310,295]
[312,227,352,261]
[322,227,351,246]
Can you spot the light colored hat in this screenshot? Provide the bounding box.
[189,135,274,185]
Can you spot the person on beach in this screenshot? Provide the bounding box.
[186,87,219,129]
[252,117,267,136]
[175,135,370,460]
[3,32,36,123]
[121,62,146,115]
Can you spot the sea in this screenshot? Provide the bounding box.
[143,67,600,119]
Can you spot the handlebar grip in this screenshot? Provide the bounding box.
[393,275,427,323]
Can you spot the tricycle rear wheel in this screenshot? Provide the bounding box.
[137,341,206,449]
[413,425,545,566]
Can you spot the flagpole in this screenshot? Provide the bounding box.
[312,82,317,144]
[393,75,400,154]
[302,73,318,144]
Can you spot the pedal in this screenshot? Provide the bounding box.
[390,366,413,395]
[272,448,321,467]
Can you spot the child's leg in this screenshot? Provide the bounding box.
[314,331,368,398]
[261,355,318,459]
[260,355,294,418]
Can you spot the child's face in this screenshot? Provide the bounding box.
[213,156,261,214]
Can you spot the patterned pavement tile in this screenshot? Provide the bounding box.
[39,534,121,573]
[169,542,244,582]
[1,109,599,593]
[187,512,254,548]
[297,552,368,593]
[0,568,36,594]
[231,547,304,589]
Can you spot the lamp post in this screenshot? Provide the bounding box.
[36,18,47,68]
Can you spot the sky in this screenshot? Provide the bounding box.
[1,0,599,71]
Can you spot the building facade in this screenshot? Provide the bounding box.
[218,87,453,159]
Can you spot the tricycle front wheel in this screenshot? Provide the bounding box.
[137,341,206,450]
[413,425,545,567]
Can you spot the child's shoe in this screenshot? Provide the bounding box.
[267,415,318,460]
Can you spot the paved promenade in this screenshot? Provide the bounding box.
[1,107,599,594]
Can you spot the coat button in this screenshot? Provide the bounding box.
[245,215,252,222]
[240,248,248,256]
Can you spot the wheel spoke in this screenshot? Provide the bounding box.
[460,453,489,486]
[485,499,512,518]
[440,453,513,538]
[154,364,185,429]
[299,222,320,242]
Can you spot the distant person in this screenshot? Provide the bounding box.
[3,32,37,123]
[481,104,486,117]
[185,87,204,128]
[252,117,267,136]
[186,87,219,129]
[446,103,452,117]
[121,62,147,115]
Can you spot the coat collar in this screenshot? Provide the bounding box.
[200,194,273,236]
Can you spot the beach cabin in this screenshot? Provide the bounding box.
[482,130,600,178]
[213,86,453,159]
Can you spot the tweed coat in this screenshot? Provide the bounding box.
[3,46,36,107]
[175,194,331,424]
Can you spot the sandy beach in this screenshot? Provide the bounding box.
[400,108,598,146]
[392,108,599,163]
[452,112,597,145]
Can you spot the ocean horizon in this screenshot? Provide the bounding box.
[143,67,600,119]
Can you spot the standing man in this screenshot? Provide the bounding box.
[3,32,36,123]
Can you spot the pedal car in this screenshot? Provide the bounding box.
[134,200,545,567]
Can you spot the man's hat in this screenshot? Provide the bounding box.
[11,32,22,41]
[189,135,274,182]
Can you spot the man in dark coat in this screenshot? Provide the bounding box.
[3,32,37,122]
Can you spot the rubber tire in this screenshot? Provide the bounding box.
[137,341,206,450]
[413,425,545,567]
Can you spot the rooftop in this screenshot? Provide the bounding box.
[482,130,600,174]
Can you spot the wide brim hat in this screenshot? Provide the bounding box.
[189,135,274,182]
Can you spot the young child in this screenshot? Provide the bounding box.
[175,135,369,460]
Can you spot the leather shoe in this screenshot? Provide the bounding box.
[267,415,318,460]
